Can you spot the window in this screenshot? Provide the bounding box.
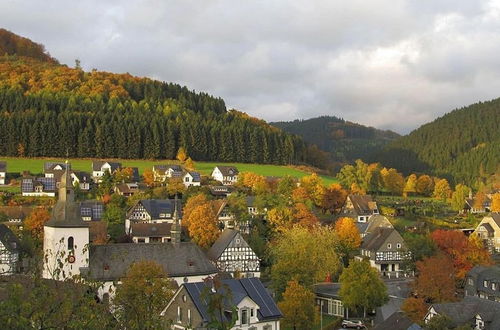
[484,280,488,287]
[250,308,254,317]
[188,309,191,324]
[397,243,401,249]
[387,243,392,249]
[468,278,474,285]
[182,295,187,302]
[493,283,497,290]
[68,236,74,250]
[241,309,248,325]
[177,306,183,322]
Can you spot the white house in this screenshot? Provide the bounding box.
[0,161,7,185]
[341,194,379,223]
[207,229,260,278]
[92,161,121,181]
[0,224,20,275]
[21,177,56,197]
[125,199,182,235]
[152,164,183,182]
[212,166,239,185]
[182,171,201,188]
[71,171,92,191]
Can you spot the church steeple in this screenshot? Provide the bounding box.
[45,161,86,228]
[171,196,181,244]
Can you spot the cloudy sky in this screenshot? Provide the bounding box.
[2,0,500,133]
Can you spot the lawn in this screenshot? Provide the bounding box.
[0,157,338,185]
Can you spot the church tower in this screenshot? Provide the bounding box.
[171,197,181,244]
[42,162,89,280]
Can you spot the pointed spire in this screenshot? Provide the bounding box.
[171,195,181,244]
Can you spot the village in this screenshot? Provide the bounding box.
[0,157,499,329]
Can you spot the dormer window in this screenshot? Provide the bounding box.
[241,309,249,325]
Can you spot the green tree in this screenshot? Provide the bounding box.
[450,184,470,212]
[339,259,389,317]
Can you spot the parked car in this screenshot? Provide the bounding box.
[341,319,366,329]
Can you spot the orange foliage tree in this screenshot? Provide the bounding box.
[492,193,500,212]
[294,203,319,229]
[413,254,456,303]
[319,183,347,214]
[24,207,50,241]
[142,169,155,187]
[402,297,428,323]
[186,203,220,249]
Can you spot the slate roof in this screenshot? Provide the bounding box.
[362,227,401,251]
[431,296,500,328]
[312,282,341,299]
[490,213,500,228]
[153,164,183,176]
[128,199,182,219]
[186,171,201,182]
[246,196,256,207]
[43,162,66,171]
[207,229,239,260]
[0,161,6,172]
[215,166,239,176]
[131,223,172,237]
[373,311,420,330]
[480,222,495,233]
[466,265,500,298]
[347,194,378,215]
[86,242,218,281]
[0,224,20,253]
[183,278,282,323]
[72,171,92,183]
[92,161,121,172]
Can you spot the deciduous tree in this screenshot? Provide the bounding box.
[24,207,50,242]
[492,193,500,212]
[450,184,470,212]
[413,254,456,303]
[278,280,317,330]
[416,175,434,196]
[143,169,155,187]
[334,217,361,265]
[401,297,428,323]
[187,203,220,248]
[433,179,452,201]
[176,147,188,163]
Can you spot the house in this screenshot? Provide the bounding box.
[182,171,201,188]
[44,162,67,184]
[161,277,282,330]
[313,282,347,318]
[465,191,493,214]
[373,311,421,330]
[356,214,394,238]
[358,227,408,277]
[114,182,141,197]
[341,194,379,222]
[80,200,104,222]
[0,161,6,185]
[425,296,500,329]
[71,171,92,191]
[0,224,20,275]
[153,164,183,182]
[473,213,500,252]
[125,199,182,234]
[246,195,266,216]
[92,161,121,181]
[207,229,260,278]
[212,166,239,185]
[465,265,500,302]
[21,176,56,197]
[130,223,173,243]
[209,185,234,199]
[42,164,217,299]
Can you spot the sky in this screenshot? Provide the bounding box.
[2,0,500,134]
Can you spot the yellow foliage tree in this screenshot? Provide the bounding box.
[416,175,434,196]
[185,157,195,171]
[334,217,362,260]
[176,147,188,163]
[294,203,319,229]
[182,193,209,232]
[142,169,155,187]
[433,179,452,201]
[278,280,317,329]
[267,207,295,233]
[187,203,220,249]
[492,193,500,212]
[404,174,418,195]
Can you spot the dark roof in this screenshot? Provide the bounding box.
[131,223,172,237]
[246,196,256,207]
[480,223,495,233]
[313,282,341,299]
[431,296,500,328]
[467,265,500,297]
[0,206,34,220]
[21,177,56,192]
[215,166,239,176]
[0,224,20,253]
[209,185,234,197]
[86,242,218,281]
[348,194,378,215]
[43,162,66,171]
[490,213,500,228]
[92,161,121,172]
[362,227,401,251]
[72,171,92,182]
[207,229,239,260]
[153,164,183,175]
[128,199,182,219]
[373,311,420,330]
[186,171,201,182]
[184,278,282,323]
[80,200,104,221]
[0,161,6,172]
[130,167,140,181]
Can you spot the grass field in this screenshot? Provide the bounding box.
[0,157,338,185]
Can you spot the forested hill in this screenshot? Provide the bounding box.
[0,29,309,165]
[272,116,400,163]
[369,99,500,185]
[0,28,58,63]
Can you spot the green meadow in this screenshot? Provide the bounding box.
[0,157,337,186]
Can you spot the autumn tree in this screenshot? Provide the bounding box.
[24,207,50,242]
[267,206,295,233]
[187,203,220,248]
[143,169,156,187]
[416,175,434,196]
[492,193,500,212]
[334,217,362,265]
[184,157,195,171]
[450,184,470,212]
[404,174,418,196]
[319,183,347,214]
[339,259,388,317]
[182,193,210,232]
[294,203,319,228]
[433,178,452,201]
[114,167,134,183]
[114,260,175,329]
[381,167,405,195]
[401,297,428,323]
[278,280,317,330]
[176,147,188,163]
[166,177,186,197]
[270,226,342,296]
[413,254,456,303]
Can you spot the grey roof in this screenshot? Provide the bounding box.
[86,242,218,281]
[184,278,282,323]
[362,227,402,251]
[480,222,495,233]
[313,282,341,299]
[0,224,20,253]
[72,171,92,183]
[209,185,234,197]
[246,196,256,207]
[215,166,239,176]
[373,311,420,330]
[431,296,500,328]
[92,161,121,172]
[490,213,500,228]
[131,223,172,237]
[128,199,182,219]
[45,167,88,228]
[43,162,66,171]
[356,222,369,234]
[186,171,201,182]
[0,161,6,172]
[207,229,239,260]
[467,265,500,297]
[347,194,378,215]
[80,200,104,221]
[153,164,183,175]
